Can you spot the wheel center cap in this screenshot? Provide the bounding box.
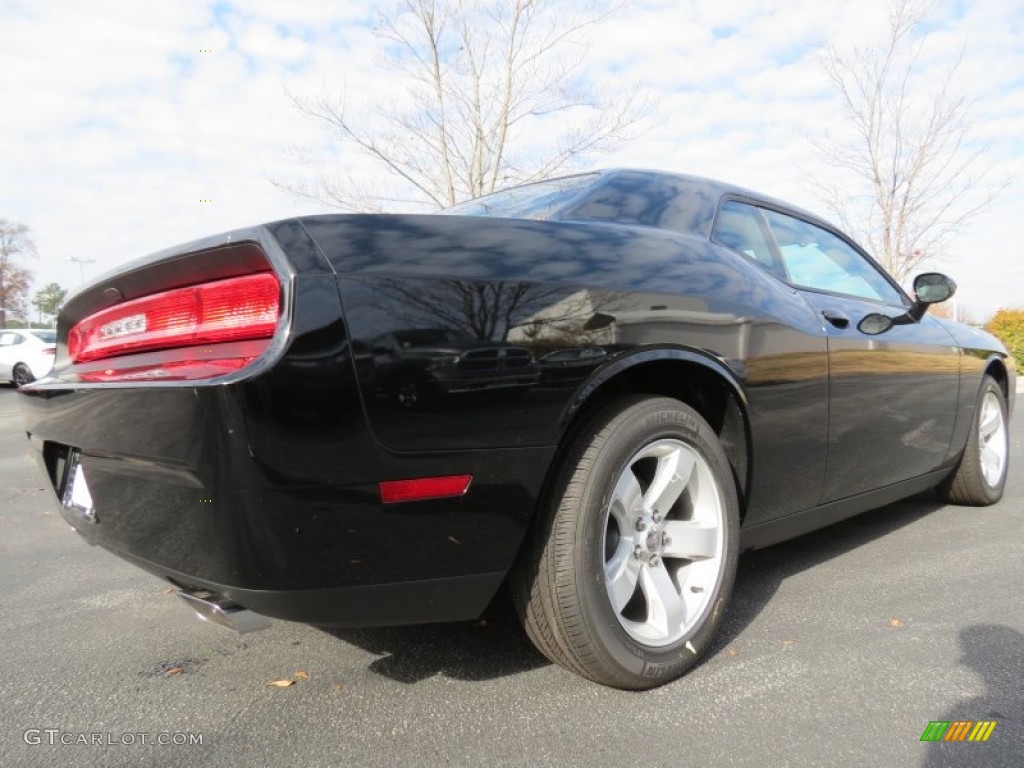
[644,530,660,552]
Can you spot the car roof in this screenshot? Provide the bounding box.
[590,168,833,230]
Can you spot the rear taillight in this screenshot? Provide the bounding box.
[69,272,280,363]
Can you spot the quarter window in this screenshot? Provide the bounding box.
[712,200,788,280]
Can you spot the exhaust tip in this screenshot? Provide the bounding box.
[176,588,271,634]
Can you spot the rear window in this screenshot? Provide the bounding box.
[441,174,598,220]
[28,330,57,343]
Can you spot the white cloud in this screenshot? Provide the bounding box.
[0,0,1020,319]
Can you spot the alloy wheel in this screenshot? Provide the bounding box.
[602,438,726,647]
[978,390,1008,487]
[13,364,32,387]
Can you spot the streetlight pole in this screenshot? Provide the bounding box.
[68,256,97,286]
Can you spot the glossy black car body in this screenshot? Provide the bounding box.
[370,329,538,407]
[537,346,625,386]
[19,169,1015,634]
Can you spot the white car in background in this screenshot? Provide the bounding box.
[0,329,57,386]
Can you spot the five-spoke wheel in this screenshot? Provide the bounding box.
[603,438,725,647]
[940,375,1009,506]
[513,395,739,689]
[977,389,1008,488]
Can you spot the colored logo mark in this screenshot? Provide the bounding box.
[920,720,997,742]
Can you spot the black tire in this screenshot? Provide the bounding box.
[12,363,33,387]
[511,395,740,689]
[939,375,1010,506]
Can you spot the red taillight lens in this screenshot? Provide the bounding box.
[69,272,280,363]
[379,475,473,504]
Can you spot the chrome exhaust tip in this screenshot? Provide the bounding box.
[175,588,271,634]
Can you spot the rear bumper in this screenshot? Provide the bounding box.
[120,541,506,626]
[20,365,552,625]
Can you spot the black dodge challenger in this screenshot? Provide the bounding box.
[20,170,1015,689]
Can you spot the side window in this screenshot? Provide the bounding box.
[760,209,903,305]
[0,332,23,347]
[712,200,788,280]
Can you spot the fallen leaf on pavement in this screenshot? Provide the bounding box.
[165,667,183,676]
[889,617,904,627]
[727,647,739,656]
[295,670,309,680]
[268,679,295,688]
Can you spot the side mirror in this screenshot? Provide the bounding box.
[908,272,957,320]
[858,313,894,335]
[913,273,957,304]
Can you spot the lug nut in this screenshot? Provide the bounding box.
[651,511,662,524]
[634,518,647,532]
[648,554,660,567]
[662,533,671,546]
[633,545,643,559]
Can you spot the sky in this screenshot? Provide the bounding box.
[1,0,1021,322]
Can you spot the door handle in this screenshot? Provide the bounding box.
[821,310,850,329]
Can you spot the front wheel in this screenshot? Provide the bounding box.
[512,395,740,689]
[939,375,1010,505]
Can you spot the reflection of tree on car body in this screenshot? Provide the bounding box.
[370,328,539,407]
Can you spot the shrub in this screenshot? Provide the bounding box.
[985,309,1024,364]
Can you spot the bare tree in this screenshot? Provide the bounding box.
[0,219,37,327]
[279,0,650,211]
[811,0,1000,283]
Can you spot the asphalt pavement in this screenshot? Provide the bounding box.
[0,383,1021,767]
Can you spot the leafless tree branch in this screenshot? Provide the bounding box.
[275,0,653,211]
[809,0,1005,282]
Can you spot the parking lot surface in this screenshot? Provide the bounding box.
[0,384,1021,767]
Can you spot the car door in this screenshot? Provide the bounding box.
[0,331,25,379]
[752,205,960,503]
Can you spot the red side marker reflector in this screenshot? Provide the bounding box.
[379,475,472,504]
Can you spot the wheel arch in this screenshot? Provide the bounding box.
[984,355,1009,396]
[553,346,753,518]
[983,353,1016,419]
